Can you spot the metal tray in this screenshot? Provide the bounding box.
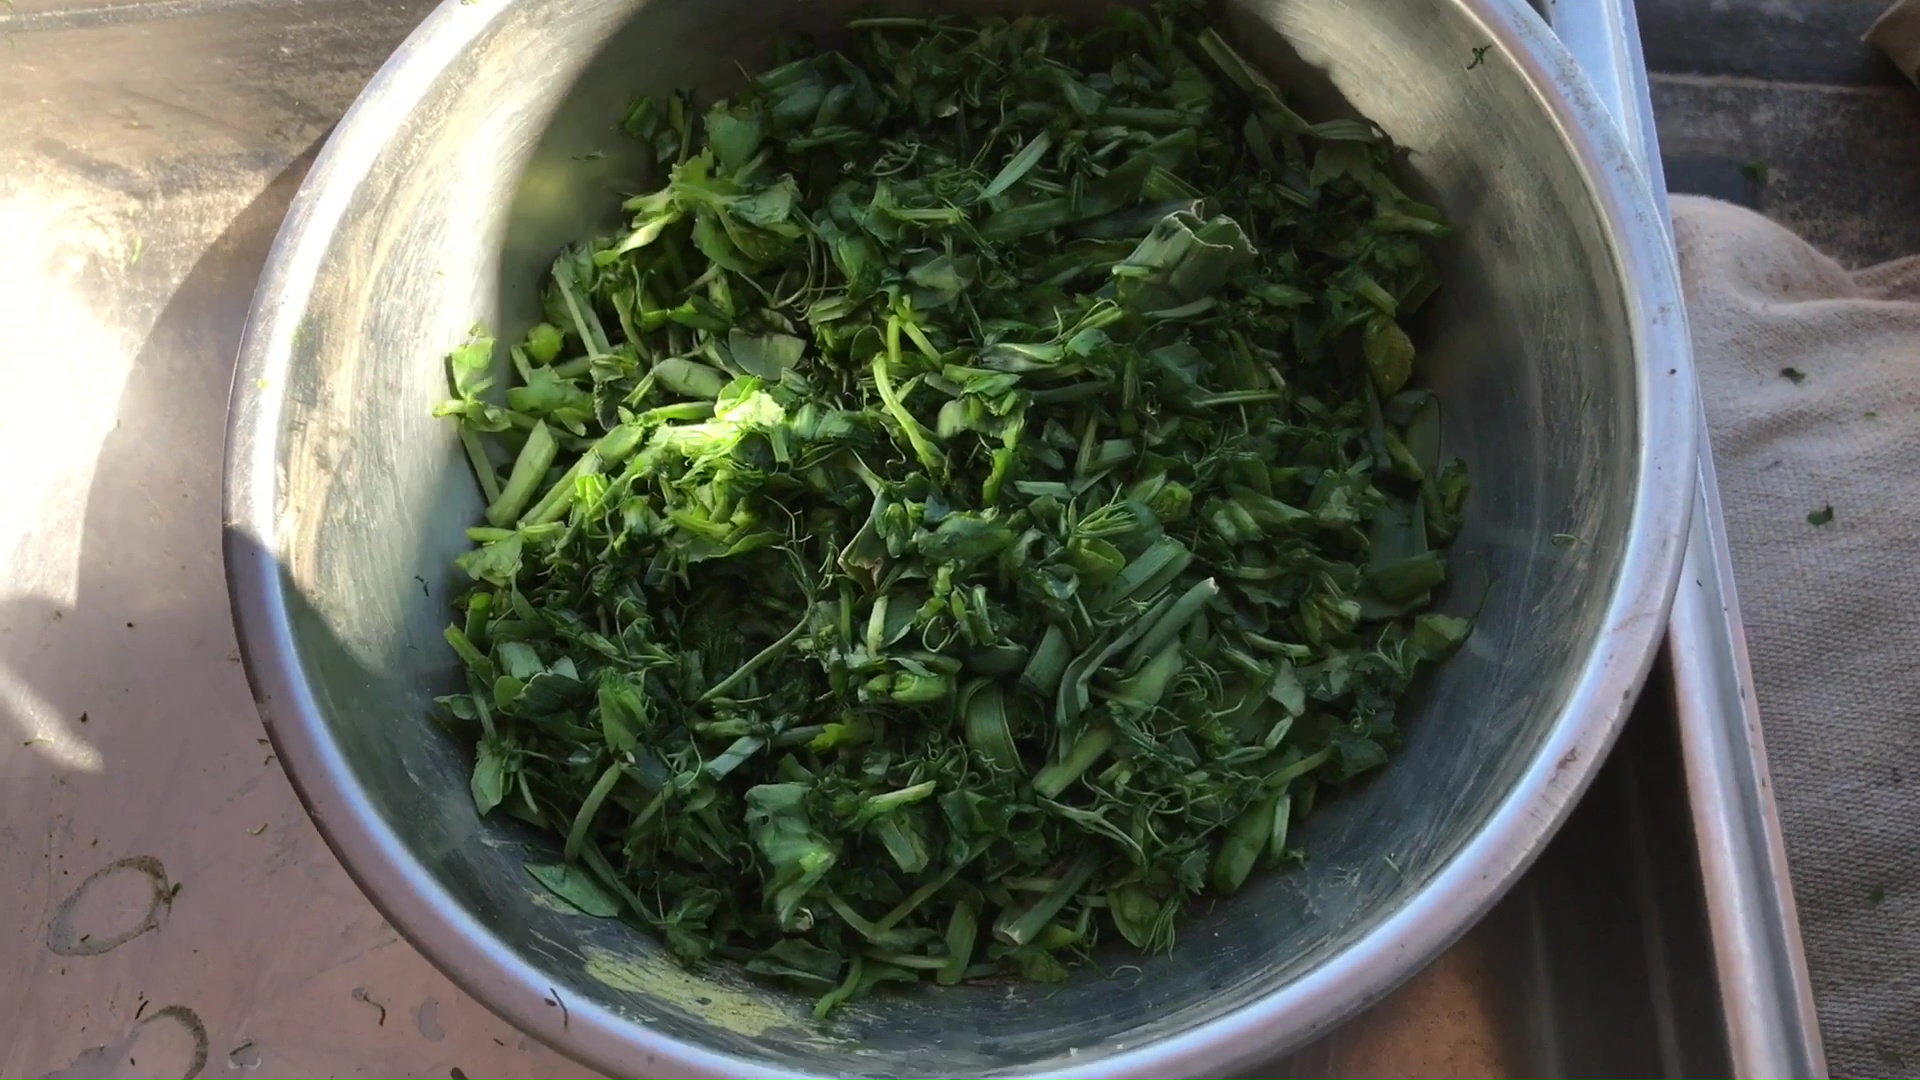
[0,0,1823,1075]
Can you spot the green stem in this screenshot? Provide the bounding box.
[1019,624,1071,698]
[874,316,945,473]
[700,614,811,702]
[550,355,594,380]
[1123,577,1219,670]
[552,254,610,355]
[871,837,990,941]
[825,892,890,943]
[487,420,557,527]
[1212,792,1278,895]
[872,815,929,874]
[769,725,827,748]
[1033,725,1115,799]
[519,450,599,527]
[962,682,1022,774]
[1265,745,1335,791]
[564,762,624,863]
[865,952,949,971]
[467,674,496,741]
[993,853,1096,947]
[813,954,862,1020]
[460,428,502,505]
[1105,641,1186,714]
[578,841,660,923]
[864,780,938,815]
[1188,389,1285,408]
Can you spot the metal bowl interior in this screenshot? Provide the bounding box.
[223,0,1695,1075]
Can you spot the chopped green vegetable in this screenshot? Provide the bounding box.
[1809,505,1834,526]
[433,0,1470,1017]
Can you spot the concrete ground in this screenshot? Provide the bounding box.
[1645,0,1920,265]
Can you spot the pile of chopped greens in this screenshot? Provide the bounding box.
[434,0,1471,1017]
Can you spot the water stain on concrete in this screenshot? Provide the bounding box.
[42,1004,209,1079]
[47,855,172,956]
[412,997,445,1043]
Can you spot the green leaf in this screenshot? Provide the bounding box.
[727,329,806,380]
[1365,552,1447,604]
[526,862,622,917]
[1411,613,1473,656]
[597,669,647,753]
[706,101,765,174]
[447,334,496,398]
[471,739,508,816]
[917,512,1014,562]
[1110,210,1258,313]
[507,367,595,434]
[455,531,523,587]
[1107,884,1161,950]
[981,132,1054,200]
[747,938,844,991]
[1335,732,1390,779]
[745,784,839,932]
[693,209,758,274]
[1363,315,1415,396]
[612,200,683,256]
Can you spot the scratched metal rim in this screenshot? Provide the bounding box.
[222,0,1698,1073]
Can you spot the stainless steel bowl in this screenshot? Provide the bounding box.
[223,0,1696,1074]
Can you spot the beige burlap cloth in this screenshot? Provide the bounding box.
[1672,192,1920,1078]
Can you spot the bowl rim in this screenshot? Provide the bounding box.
[222,0,1698,1074]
